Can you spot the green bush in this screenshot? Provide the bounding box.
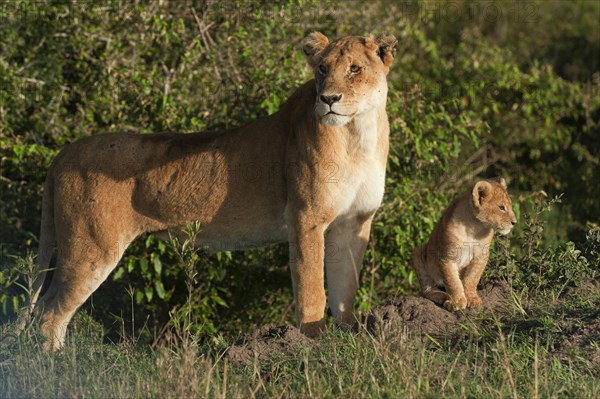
[1,0,598,339]
[488,193,599,293]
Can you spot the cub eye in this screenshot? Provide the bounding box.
[318,64,328,75]
[349,64,361,74]
[498,205,507,212]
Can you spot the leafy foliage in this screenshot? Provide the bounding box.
[488,194,599,293]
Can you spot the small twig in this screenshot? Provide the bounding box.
[161,63,172,97]
[191,7,221,82]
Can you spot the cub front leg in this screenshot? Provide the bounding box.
[325,215,373,329]
[288,223,327,337]
[440,260,467,311]
[461,254,489,308]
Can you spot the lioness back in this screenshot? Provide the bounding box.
[412,178,517,310]
[51,126,291,249]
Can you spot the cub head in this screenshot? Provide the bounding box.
[472,178,517,235]
[302,32,397,126]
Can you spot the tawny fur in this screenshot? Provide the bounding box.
[412,179,517,311]
[20,33,397,350]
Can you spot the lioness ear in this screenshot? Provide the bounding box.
[302,32,329,68]
[498,177,507,189]
[375,33,397,68]
[472,181,492,208]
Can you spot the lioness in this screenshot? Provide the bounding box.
[21,32,397,350]
[412,178,516,310]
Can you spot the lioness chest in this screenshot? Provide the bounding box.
[331,115,388,222]
[330,155,386,222]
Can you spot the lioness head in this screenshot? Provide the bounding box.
[472,178,517,235]
[302,32,397,126]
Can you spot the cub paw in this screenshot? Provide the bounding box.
[443,296,467,311]
[466,294,483,308]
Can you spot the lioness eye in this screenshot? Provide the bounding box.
[499,205,506,212]
[349,64,361,74]
[318,64,327,75]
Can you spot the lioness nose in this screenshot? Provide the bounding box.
[511,219,517,226]
[320,94,342,105]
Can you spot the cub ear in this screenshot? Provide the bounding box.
[302,32,329,68]
[498,177,507,189]
[375,33,397,68]
[472,180,493,208]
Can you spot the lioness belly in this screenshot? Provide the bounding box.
[157,213,288,252]
[192,221,288,251]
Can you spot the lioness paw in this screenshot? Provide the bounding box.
[299,319,326,338]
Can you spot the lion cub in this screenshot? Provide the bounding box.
[412,178,516,310]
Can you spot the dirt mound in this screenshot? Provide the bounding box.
[478,280,513,311]
[225,281,514,366]
[368,281,513,339]
[367,295,461,338]
[225,325,316,367]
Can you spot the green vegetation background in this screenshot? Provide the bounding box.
[0,0,598,340]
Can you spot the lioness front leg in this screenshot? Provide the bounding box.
[325,215,373,329]
[289,223,327,337]
[440,261,467,311]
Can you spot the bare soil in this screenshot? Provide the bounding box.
[225,325,316,367]
[225,281,514,367]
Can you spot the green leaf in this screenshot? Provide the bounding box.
[144,286,153,302]
[135,290,144,304]
[127,258,135,273]
[113,267,125,281]
[157,240,166,254]
[154,280,167,300]
[140,258,148,273]
[153,256,162,275]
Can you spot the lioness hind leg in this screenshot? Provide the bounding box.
[37,237,128,350]
[325,216,373,329]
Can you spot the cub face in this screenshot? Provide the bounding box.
[472,178,517,235]
[302,32,397,126]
